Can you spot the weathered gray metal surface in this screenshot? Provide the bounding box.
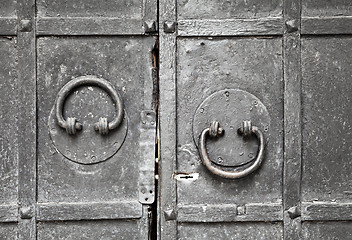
[302,222,352,239]
[176,37,283,205]
[158,0,352,239]
[177,0,282,19]
[36,0,157,36]
[1,0,351,239]
[0,38,18,210]
[302,38,352,204]
[36,36,155,212]
[37,220,141,240]
[0,0,157,237]
[0,223,18,239]
[178,222,283,240]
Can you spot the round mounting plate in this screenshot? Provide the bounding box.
[193,89,270,167]
[48,86,128,165]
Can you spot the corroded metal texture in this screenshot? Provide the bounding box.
[0,0,352,239]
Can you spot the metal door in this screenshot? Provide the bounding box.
[1,0,352,240]
[158,0,352,239]
[0,0,157,239]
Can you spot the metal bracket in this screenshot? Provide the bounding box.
[139,110,156,204]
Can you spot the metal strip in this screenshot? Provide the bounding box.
[17,0,37,238]
[0,204,18,222]
[139,110,156,204]
[283,0,302,239]
[36,18,144,36]
[138,38,157,205]
[158,0,178,238]
[302,17,352,35]
[0,18,17,35]
[37,201,143,221]
[177,203,283,223]
[302,202,352,221]
[177,18,284,36]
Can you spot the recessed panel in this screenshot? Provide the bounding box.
[37,37,154,203]
[178,222,283,240]
[0,0,16,17]
[0,38,18,205]
[177,0,282,19]
[302,0,352,17]
[176,38,283,205]
[0,223,17,240]
[302,222,352,239]
[302,37,352,203]
[37,220,140,240]
[37,0,143,18]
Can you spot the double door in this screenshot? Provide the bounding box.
[0,0,351,239]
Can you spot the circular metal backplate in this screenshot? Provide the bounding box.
[49,86,128,165]
[193,89,270,167]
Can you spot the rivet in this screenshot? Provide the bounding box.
[19,19,32,32]
[237,206,246,215]
[144,20,157,34]
[287,206,301,219]
[164,21,176,33]
[285,19,298,33]
[164,209,176,221]
[20,206,32,219]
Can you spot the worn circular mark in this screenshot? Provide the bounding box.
[193,89,270,167]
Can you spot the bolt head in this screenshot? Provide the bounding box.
[164,21,176,33]
[286,19,298,33]
[19,19,32,32]
[144,20,157,34]
[20,206,32,219]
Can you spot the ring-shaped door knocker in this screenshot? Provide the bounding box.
[199,120,265,179]
[55,76,124,135]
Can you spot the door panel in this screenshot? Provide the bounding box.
[0,223,18,239]
[37,37,154,203]
[37,220,142,240]
[178,222,283,240]
[302,222,352,239]
[159,0,352,239]
[302,37,352,203]
[302,0,352,16]
[176,37,283,205]
[37,0,143,18]
[0,38,18,207]
[177,0,282,19]
[0,0,157,238]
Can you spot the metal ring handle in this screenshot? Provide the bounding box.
[198,120,265,179]
[55,76,124,135]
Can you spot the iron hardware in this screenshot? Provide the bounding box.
[198,120,265,179]
[55,76,124,135]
